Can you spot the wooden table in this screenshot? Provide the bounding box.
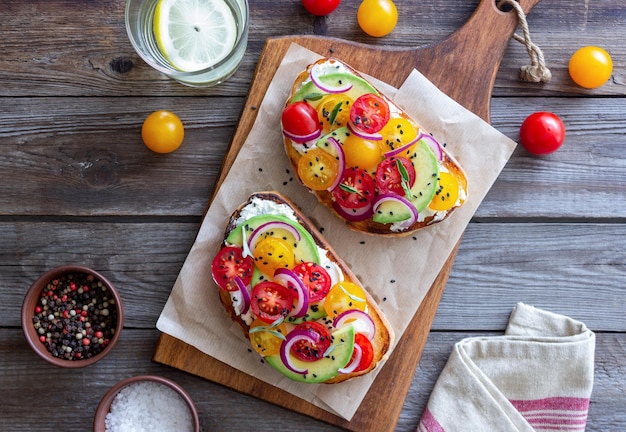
[1,1,624,431]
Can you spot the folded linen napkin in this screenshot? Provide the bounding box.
[418,303,595,432]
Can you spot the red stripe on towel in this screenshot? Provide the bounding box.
[417,406,446,432]
[510,397,590,432]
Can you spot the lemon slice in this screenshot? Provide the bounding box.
[153,0,237,72]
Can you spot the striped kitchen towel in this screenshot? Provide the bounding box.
[418,303,595,432]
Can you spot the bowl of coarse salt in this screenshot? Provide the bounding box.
[93,375,200,432]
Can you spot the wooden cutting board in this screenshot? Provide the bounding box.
[153,0,540,430]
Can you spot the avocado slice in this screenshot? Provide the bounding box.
[291,72,378,108]
[225,214,320,265]
[315,127,351,154]
[373,198,414,224]
[408,139,440,212]
[264,325,355,383]
[285,300,327,324]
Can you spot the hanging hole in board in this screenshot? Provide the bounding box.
[496,0,518,13]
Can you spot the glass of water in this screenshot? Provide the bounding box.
[125,0,249,87]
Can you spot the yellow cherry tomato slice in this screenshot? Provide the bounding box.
[324,281,367,318]
[253,237,295,276]
[568,46,613,89]
[297,148,340,191]
[249,318,287,356]
[317,94,353,133]
[429,171,460,211]
[380,117,419,152]
[141,110,184,153]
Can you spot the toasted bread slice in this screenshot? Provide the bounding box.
[213,191,394,384]
[282,58,468,237]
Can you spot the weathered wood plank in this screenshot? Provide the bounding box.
[0,97,241,216]
[1,0,624,97]
[1,97,624,217]
[5,221,625,331]
[1,329,622,431]
[2,222,199,328]
[439,223,626,331]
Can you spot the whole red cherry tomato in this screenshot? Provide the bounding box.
[302,0,340,16]
[282,101,321,141]
[519,112,566,155]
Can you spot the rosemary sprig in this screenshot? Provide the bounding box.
[328,101,343,129]
[397,158,412,199]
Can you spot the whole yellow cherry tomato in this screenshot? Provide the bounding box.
[141,110,185,153]
[568,46,613,89]
[342,134,383,171]
[357,0,398,37]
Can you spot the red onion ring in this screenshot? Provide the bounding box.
[372,193,418,230]
[310,63,353,94]
[279,329,320,375]
[232,276,251,316]
[323,137,346,191]
[418,133,443,161]
[332,201,373,222]
[248,221,301,253]
[338,343,362,374]
[273,268,309,318]
[333,309,376,340]
[383,132,444,161]
[383,136,419,159]
[282,127,322,144]
[347,121,382,141]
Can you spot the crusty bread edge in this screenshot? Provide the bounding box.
[284,57,469,237]
[218,191,395,384]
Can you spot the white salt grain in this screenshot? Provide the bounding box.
[105,381,194,432]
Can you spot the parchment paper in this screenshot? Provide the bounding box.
[156,43,517,421]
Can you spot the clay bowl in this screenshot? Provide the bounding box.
[93,375,200,432]
[21,265,124,368]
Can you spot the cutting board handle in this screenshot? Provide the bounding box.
[412,0,543,120]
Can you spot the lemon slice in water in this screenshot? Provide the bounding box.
[154,0,237,72]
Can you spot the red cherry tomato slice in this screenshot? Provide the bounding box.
[345,333,374,372]
[350,93,390,134]
[251,281,294,324]
[302,0,340,16]
[211,246,254,292]
[332,168,376,209]
[292,262,332,303]
[519,112,566,155]
[282,101,322,138]
[375,156,416,195]
[290,321,332,361]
